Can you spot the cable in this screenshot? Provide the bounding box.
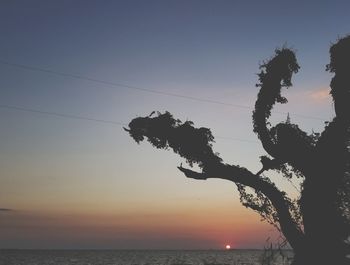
[0,104,259,144]
[0,60,326,121]
[0,60,250,110]
[0,104,127,126]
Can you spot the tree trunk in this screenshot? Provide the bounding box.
[292,241,349,265]
[294,171,350,265]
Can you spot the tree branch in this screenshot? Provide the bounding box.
[178,164,305,252]
[178,166,209,180]
[253,48,315,174]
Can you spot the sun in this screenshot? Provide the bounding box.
[225,244,231,250]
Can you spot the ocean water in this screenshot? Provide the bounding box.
[0,249,293,265]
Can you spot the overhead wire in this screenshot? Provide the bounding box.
[0,59,326,120]
[0,104,259,144]
[0,59,331,144]
[0,104,127,126]
[0,60,250,110]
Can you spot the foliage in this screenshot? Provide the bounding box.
[126,111,221,169]
[126,36,350,264]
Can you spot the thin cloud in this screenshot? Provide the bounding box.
[0,208,13,212]
[308,88,331,102]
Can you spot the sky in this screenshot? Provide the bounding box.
[0,0,349,249]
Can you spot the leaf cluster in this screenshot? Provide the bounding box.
[126,111,222,169]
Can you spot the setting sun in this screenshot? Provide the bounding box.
[225,245,231,250]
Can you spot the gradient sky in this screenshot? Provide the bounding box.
[0,0,349,249]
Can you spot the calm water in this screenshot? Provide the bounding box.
[0,249,293,265]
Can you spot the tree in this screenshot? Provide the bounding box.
[125,36,350,265]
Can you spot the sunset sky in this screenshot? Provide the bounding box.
[0,0,349,249]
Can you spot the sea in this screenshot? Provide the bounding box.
[0,249,293,265]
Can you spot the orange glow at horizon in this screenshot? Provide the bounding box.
[225,244,231,249]
[0,203,278,249]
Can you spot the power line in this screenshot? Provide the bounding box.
[0,60,250,110]
[0,60,326,121]
[0,104,259,144]
[0,104,127,126]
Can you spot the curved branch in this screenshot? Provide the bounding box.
[253,48,298,157]
[252,48,315,172]
[178,164,305,252]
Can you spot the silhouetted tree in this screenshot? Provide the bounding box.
[125,36,350,265]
